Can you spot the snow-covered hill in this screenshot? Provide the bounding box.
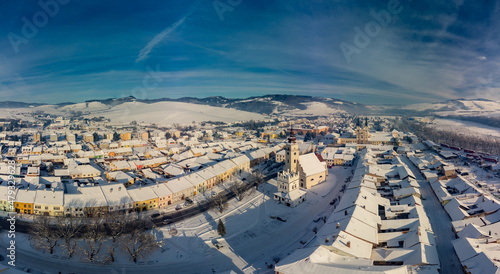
[401,99,500,116]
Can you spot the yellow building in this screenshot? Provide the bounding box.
[14,188,36,214]
[140,131,149,140]
[120,132,132,141]
[127,187,158,212]
[34,189,64,216]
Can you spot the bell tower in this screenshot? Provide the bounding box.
[284,126,299,174]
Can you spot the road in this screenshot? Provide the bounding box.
[400,155,462,274]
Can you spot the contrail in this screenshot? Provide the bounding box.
[136,1,199,63]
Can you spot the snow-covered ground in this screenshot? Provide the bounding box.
[0,167,351,274]
[283,102,345,116]
[430,118,500,138]
[85,101,267,124]
[402,99,500,117]
[0,101,267,125]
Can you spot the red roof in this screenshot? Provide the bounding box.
[315,153,325,162]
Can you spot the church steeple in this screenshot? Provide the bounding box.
[284,126,299,174]
[288,126,296,144]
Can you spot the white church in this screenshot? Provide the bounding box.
[273,128,327,207]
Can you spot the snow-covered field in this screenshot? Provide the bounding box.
[0,101,268,125]
[284,102,345,116]
[0,167,351,274]
[403,99,500,116]
[84,101,267,124]
[431,118,500,138]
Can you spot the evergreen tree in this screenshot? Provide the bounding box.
[217,219,226,237]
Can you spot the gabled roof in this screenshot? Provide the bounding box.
[299,153,326,177]
[100,183,132,206]
[149,183,173,197]
[127,185,158,202]
[165,176,195,194]
[457,224,489,239]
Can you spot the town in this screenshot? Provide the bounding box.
[0,111,498,274]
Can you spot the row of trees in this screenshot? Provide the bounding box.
[30,213,160,263]
[392,117,500,155]
[209,171,266,214]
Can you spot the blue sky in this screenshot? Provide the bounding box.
[0,0,499,105]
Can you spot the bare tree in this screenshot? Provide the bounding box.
[210,192,228,213]
[56,217,82,258]
[81,218,105,262]
[104,212,129,243]
[251,170,266,188]
[230,182,245,201]
[30,216,60,254]
[120,228,159,263]
[106,241,119,263]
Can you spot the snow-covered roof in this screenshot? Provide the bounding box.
[64,185,108,208]
[299,153,326,176]
[165,176,195,194]
[149,183,173,198]
[100,184,132,206]
[127,185,158,202]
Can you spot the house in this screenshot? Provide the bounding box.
[100,183,133,212]
[230,155,251,173]
[26,166,40,177]
[14,185,36,214]
[150,183,173,208]
[34,188,64,216]
[83,133,94,142]
[0,184,15,212]
[275,150,286,162]
[106,171,135,187]
[64,184,108,217]
[162,164,185,177]
[184,173,207,195]
[165,176,195,202]
[127,186,159,212]
[140,131,149,140]
[120,132,131,141]
[109,160,133,171]
[69,164,101,179]
[196,168,218,189]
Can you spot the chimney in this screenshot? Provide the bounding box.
[346,241,351,248]
[336,222,340,228]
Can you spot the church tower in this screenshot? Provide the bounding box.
[274,126,307,207]
[284,127,299,174]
